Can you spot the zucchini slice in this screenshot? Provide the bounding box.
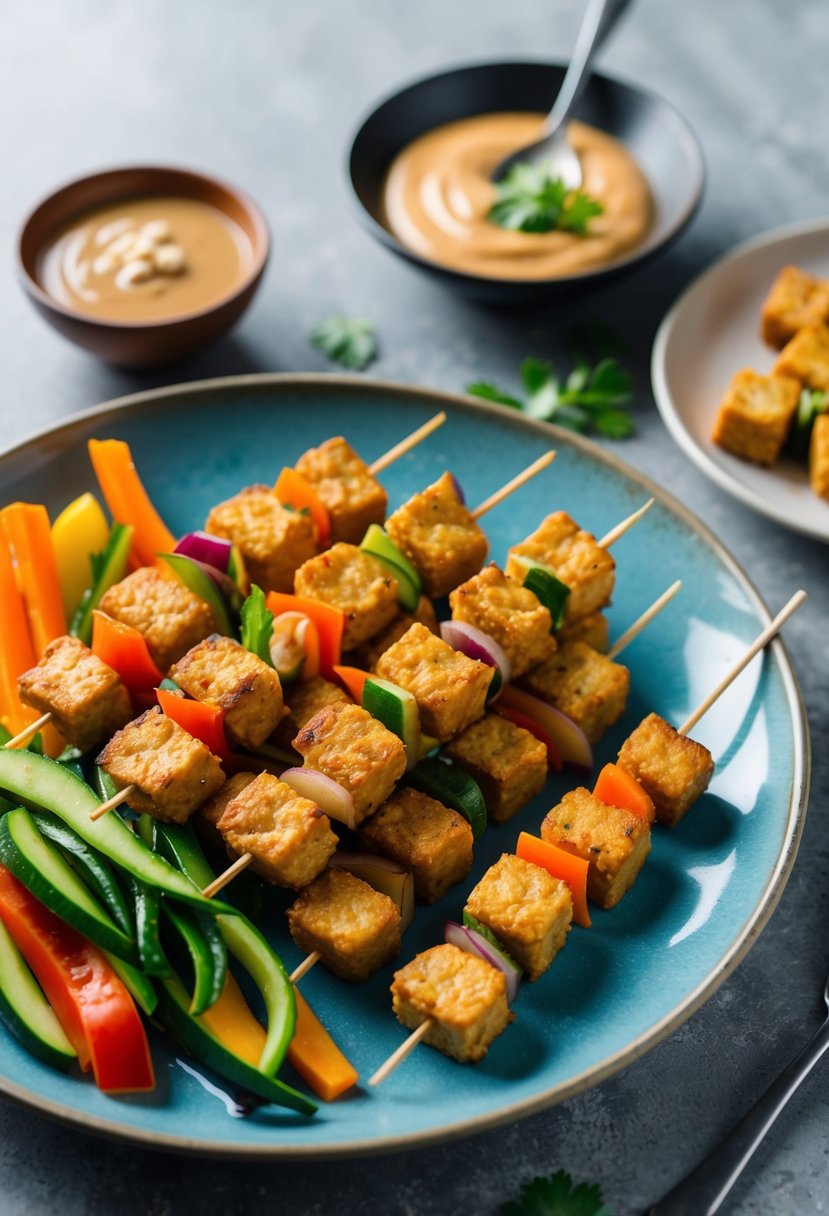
[0,917,76,1071]
[362,676,421,771]
[509,555,570,630]
[407,757,487,839]
[360,525,421,611]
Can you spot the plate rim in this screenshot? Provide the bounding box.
[651,214,829,543]
[0,372,811,1158]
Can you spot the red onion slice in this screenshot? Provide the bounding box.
[175,531,233,574]
[330,851,415,931]
[498,685,593,772]
[448,473,466,504]
[440,621,511,695]
[444,920,521,1002]
[280,767,356,829]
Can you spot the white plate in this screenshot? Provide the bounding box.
[651,217,829,542]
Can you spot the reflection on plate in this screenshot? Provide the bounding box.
[0,375,809,1157]
[652,217,829,542]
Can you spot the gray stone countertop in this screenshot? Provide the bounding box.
[0,0,827,1211]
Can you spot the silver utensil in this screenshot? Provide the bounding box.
[492,0,632,189]
[649,965,829,1215]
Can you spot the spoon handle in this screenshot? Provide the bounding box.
[546,0,633,135]
[648,1013,829,1216]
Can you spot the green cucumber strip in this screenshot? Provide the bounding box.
[407,756,488,840]
[153,822,295,1078]
[158,553,232,636]
[0,751,237,918]
[0,916,76,1071]
[511,557,570,630]
[0,808,139,965]
[360,524,421,611]
[462,910,520,970]
[70,523,133,646]
[126,875,172,977]
[56,746,85,782]
[157,976,315,1115]
[29,809,134,938]
[163,902,228,1015]
[362,677,421,770]
[104,951,158,1016]
[136,812,156,850]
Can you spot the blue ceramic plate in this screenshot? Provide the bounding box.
[0,375,809,1158]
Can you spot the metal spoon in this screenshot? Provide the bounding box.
[492,0,633,189]
[648,962,829,1215]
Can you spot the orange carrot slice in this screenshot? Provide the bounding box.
[156,689,230,761]
[593,762,655,824]
[0,503,67,655]
[274,468,331,548]
[332,664,368,703]
[266,592,344,677]
[287,988,358,1102]
[91,611,163,689]
[88,439,176,568]
[516,831,591,928]
[0,534,39,738]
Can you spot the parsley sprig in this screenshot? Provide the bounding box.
[468,352,634,439]
[310,315,378,371]
[503,1169,612,1216]
[787,387,828,457]
[489,164,603,235]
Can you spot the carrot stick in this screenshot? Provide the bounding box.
[332,664,369,703]
[274,468,331,548]
[0,503,67,655]
[287,988,359,1102]
[516,831,591,928]
[88,439,176,568]
[0,535,39,738]
[593,762,655,824]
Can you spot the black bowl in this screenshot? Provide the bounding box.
[347,59,704,306]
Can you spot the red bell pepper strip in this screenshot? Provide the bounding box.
[0,865,155,1093]
[274,468,331,548]
[265,592,344,678]
[516,831,591,929]
[156,688,231,761]
[87,439,176,569]
[492,703,563,771]
[91,610,164,689]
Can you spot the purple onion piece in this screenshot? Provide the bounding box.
[448,473,465,504]
[280,767,356,829]
[440,620,512,690]
[175,531,233,574]
[444,920,521,1002]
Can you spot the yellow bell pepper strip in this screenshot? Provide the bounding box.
[516,831,591,929]
[50,492,110,621]
[197,971,267,1065]
[0,533,39,738]
[0,503,67,656]
[87,438,176,568]
[288,989,358,1102]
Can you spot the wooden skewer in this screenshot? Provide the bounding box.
[606,580,682,661]
[678,589,807,737]
[598,498,654,549]
[471,451,556,521]
[89,785,135,821]
[3,712,52,749]
[368,412,447,476]
[201,852,253,898]
[289,951,321,983]
[368,1018,433,1087]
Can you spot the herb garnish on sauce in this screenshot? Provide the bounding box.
[488,164,603,235]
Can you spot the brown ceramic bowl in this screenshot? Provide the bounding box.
[17,165,269,367]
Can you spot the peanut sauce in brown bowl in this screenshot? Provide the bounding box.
[18,166,269,367]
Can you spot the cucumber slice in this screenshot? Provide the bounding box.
[70,523,133,646]
[0,916,76,1071]
[29,809,134,938]
[510,556,570,630]
[362,677,421,771]
[158,553,233,636]
[360,524,421,611]
[407,757,487,840]
[103,951,158,1017]
[0,751,237,917]
[0,808,140,964]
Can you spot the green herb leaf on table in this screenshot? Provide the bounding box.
[488,164,603,235]
[465,382,524,410]
[310,316,377,371]
[240,585,274,666]
[502,1169,612,1216]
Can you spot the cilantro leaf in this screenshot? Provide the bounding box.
[311,316,377,371]
[502,1170,612,1216]
[240,585,274,665]
[467,382,524,409]
[488,164,603,236]
[594,408,635,439]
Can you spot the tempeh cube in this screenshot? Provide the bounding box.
[200,771,256,831]
[391,943,511,1063]
[762,266,829,350]
[205,485,317,593]
[99,566,216,673]
[541,787,651,909]
[774,322,829,392]
[520,640,629,744]
[217,771,337,888]
[385,471,489,598]
[449,564,556,678]
[18,635,131,753]
[465,854,572,981]
[506,511,615,622]
[810,413,829,501]
[274,675,350,750]
[358,787,473,903]
[287,868,401,982]
[294,543,398,650]
[444,714,547,823]
[617,712,715,827]
[346,596,439,669]
[711,369,800,465]
[557,611,609,652]
[293,702,406,824]
[170,635,283,750]
[295,436,388,545]
[374,622,493,742]
[97,706,225,824]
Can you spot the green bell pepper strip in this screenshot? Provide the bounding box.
[103,950,158,1017]
[69,522,134,646]
[157,553,233,636]
[125,874,172,977]
[163,902,228,1015]
[153,821,296,1078]
[156,976,315,1115]
[407,756,488,840]
[0,751,238,917]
